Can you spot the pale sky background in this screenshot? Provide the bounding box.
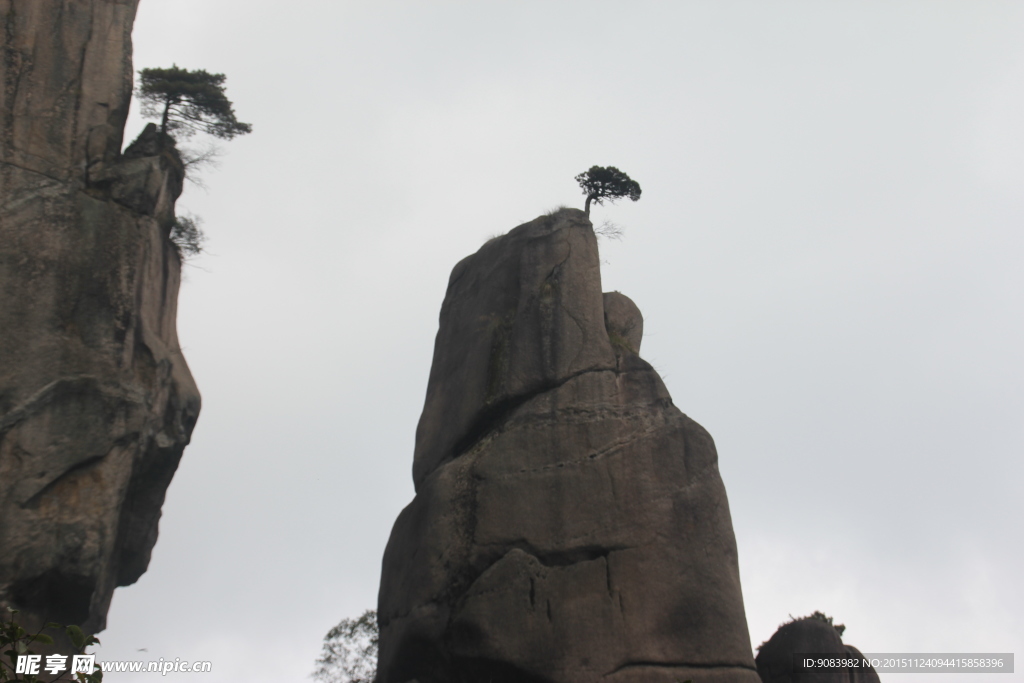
[95,2,1023,681]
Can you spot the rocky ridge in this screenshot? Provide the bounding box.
[0,0,199,636]
[378,209,759,683]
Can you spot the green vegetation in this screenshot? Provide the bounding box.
[312,610,377,683]
[169,214,205,259]
[575,166,641,217]
[136,66,249,259]
[137,65,251,142]
[1,609,101,683]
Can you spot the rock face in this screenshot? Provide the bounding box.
[755,614,880,683]
[378,209,759,683]
[0,0,200,637]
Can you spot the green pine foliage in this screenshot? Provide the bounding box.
[312,610,378,683]
[137,65,252,141]
[136,66,249,258]
[169,214,205,259]
[575,166,642,216]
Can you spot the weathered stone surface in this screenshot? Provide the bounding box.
[95,122,185,225]
[603,291,643,354]
[412,210,616,489]
[0,0,139,181]
[1,0,199,638]
[378,209,758,683]
[755,614,880,683]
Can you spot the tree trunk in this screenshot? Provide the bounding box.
[584,194,593,217]
[160,99,171,138]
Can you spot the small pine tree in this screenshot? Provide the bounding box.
[312,610,377,683]
[575,166,642,217]
[137,65,252,142]
[169,214,205,259]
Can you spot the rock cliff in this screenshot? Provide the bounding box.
[0,0,200,636]
[378,209,759,683]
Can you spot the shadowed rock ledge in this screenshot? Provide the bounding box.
[0,0,199,636]
[377,209,759,683]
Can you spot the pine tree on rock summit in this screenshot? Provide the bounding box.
[135,66,250,260]
[137,65,252,143]
[575,165,642,217]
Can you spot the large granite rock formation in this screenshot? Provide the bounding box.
[0,0,200,637]
[378,209,759,683]
[755,613,880,683]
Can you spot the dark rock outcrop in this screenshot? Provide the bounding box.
[1,0,199,637]
[603,291,643,354]
[755,613,880,683]
[377,209,759,683]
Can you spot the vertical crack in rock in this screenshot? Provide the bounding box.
[378,209,760,683]
[70,1,96,156]
[603,557,613,600]
[2,2,18,159]
[0,0,198,640]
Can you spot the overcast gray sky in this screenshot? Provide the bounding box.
[96,2,1023,681]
